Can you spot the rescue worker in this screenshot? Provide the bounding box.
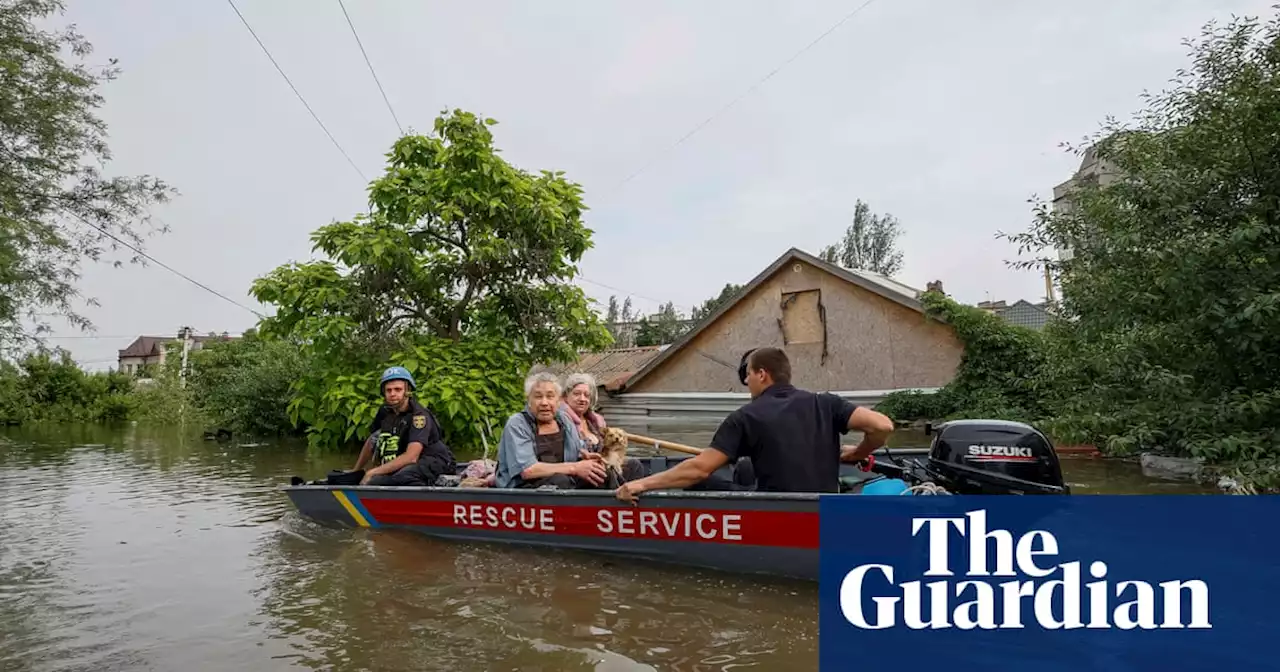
[614,346,894,501]
[353,366,457,486]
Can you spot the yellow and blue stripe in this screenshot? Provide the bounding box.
[332,490,379,528]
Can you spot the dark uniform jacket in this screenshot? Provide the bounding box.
[368,398,455,467]
[708,383,859,493]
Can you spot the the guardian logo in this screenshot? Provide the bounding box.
[839,509,1212,630]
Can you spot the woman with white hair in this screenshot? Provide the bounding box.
[494,371,608,489]
[560,372,607,448]
[561,371,647,483]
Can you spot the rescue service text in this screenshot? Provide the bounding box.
[597,508,743,541]
[453,503,555,531]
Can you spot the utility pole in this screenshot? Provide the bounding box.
[178,325,193,388]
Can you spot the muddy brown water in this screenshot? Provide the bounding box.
[0,423,1210,671]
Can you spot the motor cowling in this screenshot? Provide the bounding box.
[922,419,1069,495]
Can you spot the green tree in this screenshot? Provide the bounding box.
[605,295,619,324]
[819,199,904,276]
[251,110,611,451]
[691,283,743,321]
[185,330,308,437]
[0,348,134,424]
[1000,12,1280,476]
[877,291,1050,424]
[634,301,687,346]
[0,0,172,350]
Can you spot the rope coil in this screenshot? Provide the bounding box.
[904,482,950,496]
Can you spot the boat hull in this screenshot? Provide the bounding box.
[285,484,824,581]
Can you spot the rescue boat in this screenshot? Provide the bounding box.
[282,420,1071,581]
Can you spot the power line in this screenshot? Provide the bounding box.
[225,0,368,182]
[42,335,141,340]
[578,1,882,313]
[609,0,881,194]
[43,332,246,339]
[221,7,686,319]
[0,145,264,319]
[64,210,266,319]
[337,0,403,135]
[578,276,693,313]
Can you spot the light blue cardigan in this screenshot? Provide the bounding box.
[494,406,585,488]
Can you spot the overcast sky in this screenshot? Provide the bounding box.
[41,0,1274,369]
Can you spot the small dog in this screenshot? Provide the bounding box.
[598,427,630,489]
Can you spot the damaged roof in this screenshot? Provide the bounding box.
[618,247,928,392]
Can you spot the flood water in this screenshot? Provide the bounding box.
[0,423,1209,672]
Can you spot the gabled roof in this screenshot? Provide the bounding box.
[117,333,238,359]
[993,299,1051,330]
[618,247,926,393]
[118,336,169,359]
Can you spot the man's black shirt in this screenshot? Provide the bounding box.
[368,399,454,465]
[708,384,859,493]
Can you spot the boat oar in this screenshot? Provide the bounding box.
[622,432,704,456]
[624,430,933,459]
[625,431,903,458]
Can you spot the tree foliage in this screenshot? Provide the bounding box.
[251,110,609,451]
[0,349,134,424]
[635,301,687,347]
[691,283,743,322]
[819,199,904,276]
[0,0,172,350]
[252,110,610,364]
[1004,12,1280,466]
[882,12,1280,488]
[877,292,1052,424]
[605,295,619,324]
[185,330,308,437]
[283,334,524,456]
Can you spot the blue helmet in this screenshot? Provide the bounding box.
[379,366,416,391]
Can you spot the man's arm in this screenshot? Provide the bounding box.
[839,406,895,463]
[617,448,731,500]
[364,409,436,481]
[362,441,424,482]
[617,413,743,501]
[354,408,385,471]
[353,435,374,471]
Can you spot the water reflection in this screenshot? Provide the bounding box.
[257,516,818,670]
[0,423,1209,672]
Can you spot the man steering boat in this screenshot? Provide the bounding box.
[614,346,894,501]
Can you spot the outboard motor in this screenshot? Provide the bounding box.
[904,420,1069,495]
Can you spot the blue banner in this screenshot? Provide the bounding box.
[818,495,1280,670]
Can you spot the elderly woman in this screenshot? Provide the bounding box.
[561,372,608,448]
[561,372,647,483]
[494,371,608,489]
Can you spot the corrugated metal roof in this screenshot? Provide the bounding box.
[542,345,668,391]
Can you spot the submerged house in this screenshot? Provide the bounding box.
[117,332,237,376]
[600,248,963,420]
